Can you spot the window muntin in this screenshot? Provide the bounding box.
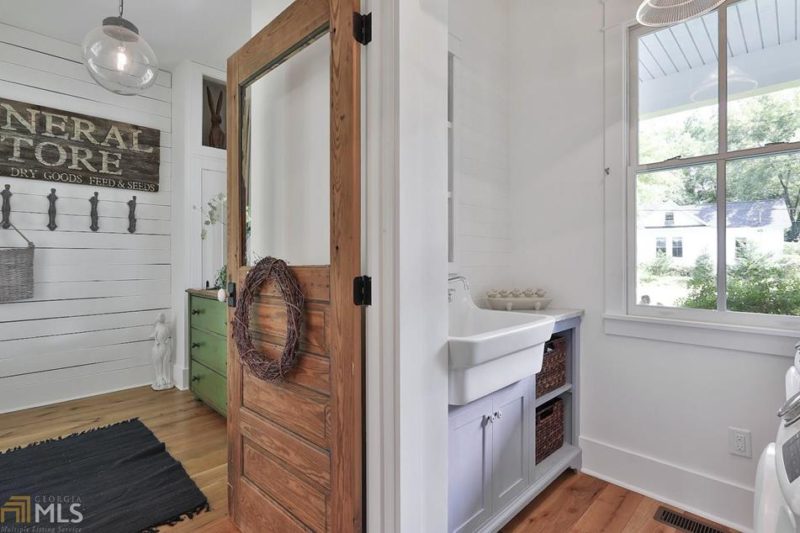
[630,0,800,320]
[672,237,684,257]
[636,165,717,309]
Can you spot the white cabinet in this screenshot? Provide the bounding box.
[448,378,533,533]
[491,379,532,510]
[448,315,583,533]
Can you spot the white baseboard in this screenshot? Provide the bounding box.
[580,436,754,533]
[173,364,189,390]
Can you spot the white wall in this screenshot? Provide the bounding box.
[171,60,227,389]
[507,1,787,530]
[0,23,173,412]
[247,36,331,266]
[448,1,513,302]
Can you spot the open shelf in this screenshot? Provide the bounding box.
[534,383,572,407]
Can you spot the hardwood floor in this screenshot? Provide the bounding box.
[501,471,738,533]
[0,386,228,532]
[0,389,737,533]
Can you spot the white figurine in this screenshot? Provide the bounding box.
[151,313,174,390]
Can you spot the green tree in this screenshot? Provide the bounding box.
[680,254,717,310]
[680,245,800,315]
[641,90,800,241]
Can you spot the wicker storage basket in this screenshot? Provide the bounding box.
[535,398,564,464]
[0,224,34,302]
[536,336,567,398]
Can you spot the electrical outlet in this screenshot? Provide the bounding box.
[728,427,752,458]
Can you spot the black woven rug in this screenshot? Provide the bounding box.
[0,419,209,533]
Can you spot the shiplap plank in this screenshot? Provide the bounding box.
[0,79,171,132]
[0,229,170,250]
[0,340,152,378]
[32,264,169,283]
[0,180,171,207]
[0,324,153,358]
[0,364,153,414]
[8,193,171,218]
[0,309,165,342]
[29,279,170,302]
[0,42,172,103]
[0,22,172,89]
[0,60,170,117]
[0,294,171,323]
[2,354,150,389]
[8,211,169,235]
[32,248,170,266]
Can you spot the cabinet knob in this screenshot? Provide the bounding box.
[494,410,503,421]
[191,342,201,349]
[191,309,202,315]
[192,375,201,382]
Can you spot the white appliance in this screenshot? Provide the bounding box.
[754,343,800,532]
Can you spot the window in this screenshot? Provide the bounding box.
[631,0,800,319]
[672,237,683,258]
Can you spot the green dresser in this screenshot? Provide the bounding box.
[187,289,228,416]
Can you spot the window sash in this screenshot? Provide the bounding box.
[626,1,800,327]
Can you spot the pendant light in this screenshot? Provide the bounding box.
[636,0,726,27]
[82,0,159,96]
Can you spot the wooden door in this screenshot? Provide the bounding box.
[226,1,362,531]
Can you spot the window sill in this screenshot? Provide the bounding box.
[604,313,798,357]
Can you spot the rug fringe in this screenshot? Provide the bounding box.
[139,500,211,532]
[0,417,141,455]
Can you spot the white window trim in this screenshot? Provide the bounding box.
[602,1,800,354]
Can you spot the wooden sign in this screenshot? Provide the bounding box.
[0,97,160,192]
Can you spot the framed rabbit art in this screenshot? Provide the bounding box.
[203,79,227,149]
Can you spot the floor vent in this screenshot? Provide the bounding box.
[653,506,725,533]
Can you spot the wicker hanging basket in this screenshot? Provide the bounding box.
[0,224,35,303]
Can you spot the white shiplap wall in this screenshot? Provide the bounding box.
[0,23,173,412]
[449,1,514,303]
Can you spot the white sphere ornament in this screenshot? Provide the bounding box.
[82,3,159,96]
[636,0,726,27]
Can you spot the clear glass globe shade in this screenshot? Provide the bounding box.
[82,22,159,96]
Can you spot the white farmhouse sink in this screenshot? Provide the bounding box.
[448,277,555,405]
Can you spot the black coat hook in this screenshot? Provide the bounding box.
[127,196,137,234]
[1,184,10,229]
[47,188,58,231]
[89,192,99,232]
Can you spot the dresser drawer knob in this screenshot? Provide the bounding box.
[192,375,201,382]
[191,342,201,349]
[191,309,202,315]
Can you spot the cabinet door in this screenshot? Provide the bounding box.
[491,377,533,511]
[448,395,493,533]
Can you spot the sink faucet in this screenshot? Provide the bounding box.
[448,274,470,303]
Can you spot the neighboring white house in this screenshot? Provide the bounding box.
[638,199,791,267]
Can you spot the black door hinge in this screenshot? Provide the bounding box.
[353,12,372,45]
[227,281,237,308]
[353,275,372,306]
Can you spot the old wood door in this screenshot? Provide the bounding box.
[225,0,363,531]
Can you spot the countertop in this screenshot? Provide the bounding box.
[516,308,584,322]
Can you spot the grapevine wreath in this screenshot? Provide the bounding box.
[233,257,305,381]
